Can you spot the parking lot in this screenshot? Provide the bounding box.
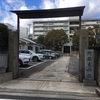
[19,49,61,67]
[19,58,58,71]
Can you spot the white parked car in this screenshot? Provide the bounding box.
[19,49,44,62]
[19,54,31,66]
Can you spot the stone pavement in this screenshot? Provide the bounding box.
[0,56,99,100]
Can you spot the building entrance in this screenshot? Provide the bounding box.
[64,46,70,53]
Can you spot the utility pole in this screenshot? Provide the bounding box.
[27,24,31,38]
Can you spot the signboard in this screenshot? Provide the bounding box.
[85,50,94,80]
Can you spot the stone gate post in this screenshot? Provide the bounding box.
[79,29,89,82]
[8,31,19,79]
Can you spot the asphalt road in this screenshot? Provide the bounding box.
[19,60,56,78]
[19,56,79,78]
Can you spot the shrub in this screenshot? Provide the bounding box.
[0,23,9,51]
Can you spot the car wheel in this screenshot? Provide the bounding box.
[32,56,38,62]
[19,59,23,66]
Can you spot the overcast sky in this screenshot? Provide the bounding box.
[0,0,100,32]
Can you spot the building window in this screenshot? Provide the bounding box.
[49,23,53,25]
[70,21,79,25]
[28,46,33,50]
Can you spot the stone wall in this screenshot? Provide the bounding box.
[0,72,12,84]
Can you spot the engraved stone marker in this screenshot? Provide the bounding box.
[83,49,96,86]
[85,50,94,80]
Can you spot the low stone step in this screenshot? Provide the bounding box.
[0,88,96,96]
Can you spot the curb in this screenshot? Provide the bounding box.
[96,87,100,97]
[0,88,99,100]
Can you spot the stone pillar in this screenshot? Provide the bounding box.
[83,49,96,86]
[98,52,100,86]
[96,50,100,97]
[94,49,99,83]
[8,31,19,79]
[79,29,89,82]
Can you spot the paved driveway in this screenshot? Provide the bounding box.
[0,56,98,99]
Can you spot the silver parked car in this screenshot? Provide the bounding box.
[39,49,57,59]
[19,49,44,62]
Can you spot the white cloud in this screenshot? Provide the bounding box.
[83,0,100,18]
[20,6,29,10]
[40,0,100,19]
[40,0,55,9]
[0,0,100,34]
[1,0,36,32]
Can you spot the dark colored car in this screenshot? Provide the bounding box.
[38,49,60,59]
[50,50,60,58]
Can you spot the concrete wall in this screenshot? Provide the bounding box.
[0,72,12,84]
[20,43,27,50]
[20,43,43,53]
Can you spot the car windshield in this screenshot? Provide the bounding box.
[49,50,55,53]
[29,50,36,54]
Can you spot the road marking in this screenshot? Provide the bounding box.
[19,61,46,69]
[27,61,47,69]
[19,59,57,70]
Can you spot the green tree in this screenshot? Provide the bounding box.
[93,25,100,34]
[87,26,96,46]
[72,25,100,50]
[0,23,9,51]
[37,35,45,45]
[92,25,100,45]
[44,29,68,50]
[72,30,79,50]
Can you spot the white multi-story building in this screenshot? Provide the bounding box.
[4,23,29,38]
[20,27,28,38]
[4,23,15,31]
[33,17,100,53]
[33,17,100,40]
